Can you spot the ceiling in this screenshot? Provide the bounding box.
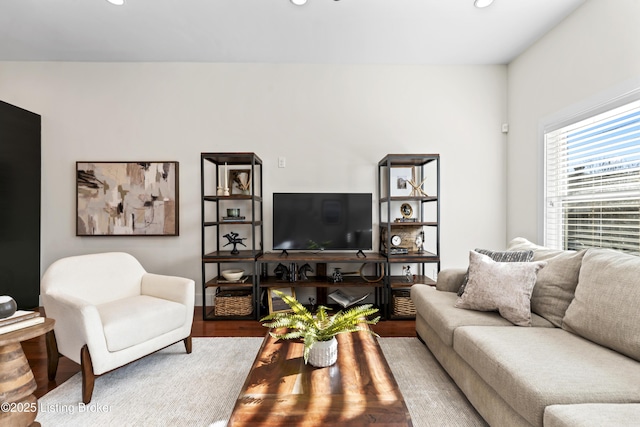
[0,0,585,65]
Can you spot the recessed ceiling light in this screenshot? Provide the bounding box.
[474,0,494,8]
[291,0,308,5]
[106,0,125,5]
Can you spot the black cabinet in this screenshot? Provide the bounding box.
[0,101,41,309]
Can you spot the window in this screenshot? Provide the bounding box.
[544,99,640,254]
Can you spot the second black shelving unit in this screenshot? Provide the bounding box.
[201,152,263,320]
[378,154,440,319]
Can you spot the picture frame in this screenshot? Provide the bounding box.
[389,167,415,197]
[76,161,179,236]
[229,168,251,195]
[268,287,296,314]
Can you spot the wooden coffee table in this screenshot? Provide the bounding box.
[228,327,412,426]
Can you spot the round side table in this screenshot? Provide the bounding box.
[0,317,55,427]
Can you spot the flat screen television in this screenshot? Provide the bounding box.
[273,193,372,251]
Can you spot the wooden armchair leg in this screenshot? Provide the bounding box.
[45,330,59,381]
[184,335,192,354]
[81,345,96,404]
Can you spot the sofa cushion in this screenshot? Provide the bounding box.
[411,285,552,348]
[563,248,640,362]
[455,251,546,326]
[544,403,640,427]
[98,295,187,352]
[507,236,571,260]
[454,326,640,427]
[457,248,534,296]
[506,237,586,327]
[529,249,586,327]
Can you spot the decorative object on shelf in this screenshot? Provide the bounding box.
[217,275,249,284]
[221,269,244,282]
[214,289,253,316]
[227,208,240,218]
[328,289,371,308]
[223,231,247,255]
[289,262,298,282]
[229,169,251,195]
[416,231,425,253]
[407,177,429,197]
[76,161,179,236]
[223,162,230,196]
[358,263,385,283]
[261,290,380,366]
[392,289,417,317]
[0,296,17,319]
[297,263,314,281]
[391,234,402,247]
[331,268,343,283]
[403,265,413,283]
[389,167,415,197]
[217,162,226,196]
[389,247,409,255]
[267,287,296,314]
[274,263,290,281]
[400,203,413,219]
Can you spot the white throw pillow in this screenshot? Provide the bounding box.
[455,251,546,326]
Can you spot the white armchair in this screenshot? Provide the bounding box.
[41,252,195,403]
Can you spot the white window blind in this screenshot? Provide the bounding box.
[544,99,640,254]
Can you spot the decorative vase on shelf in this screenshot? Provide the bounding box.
[0,296,18,319]
[308,337,338,367]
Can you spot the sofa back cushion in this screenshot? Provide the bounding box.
[41,252,146,305]
[563,248,640,362]
[507,237,585,327]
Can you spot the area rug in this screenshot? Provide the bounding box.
[35,337,486,426]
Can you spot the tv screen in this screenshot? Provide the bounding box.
[273,193,372,251]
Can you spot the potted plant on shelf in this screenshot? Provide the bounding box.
[260,290,380,367]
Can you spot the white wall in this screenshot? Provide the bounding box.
[507,0,640,244]
[0,63,507,303]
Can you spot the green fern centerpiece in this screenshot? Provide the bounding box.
[261,290,380,365]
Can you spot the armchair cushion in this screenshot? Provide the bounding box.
[98,295,187,352]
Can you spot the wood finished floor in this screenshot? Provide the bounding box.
[24,307,415,399]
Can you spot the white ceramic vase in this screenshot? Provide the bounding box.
[308,337,338,367]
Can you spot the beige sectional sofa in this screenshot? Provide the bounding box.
[411,238,640,427]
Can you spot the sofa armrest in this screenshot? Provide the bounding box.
[141,273,195,308]
[42,291,105,364]
[435,268,467,293]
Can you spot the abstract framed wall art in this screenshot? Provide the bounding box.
[76,161,179,236]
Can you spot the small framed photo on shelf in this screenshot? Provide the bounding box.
[268,287,296,314]
[389,167,415,197]
[229,169,251,195]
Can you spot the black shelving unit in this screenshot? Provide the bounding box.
[200,152,263,320]
[378,154,440,319]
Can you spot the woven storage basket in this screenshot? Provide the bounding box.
[392,290,416,317]
[214,289,253,316]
